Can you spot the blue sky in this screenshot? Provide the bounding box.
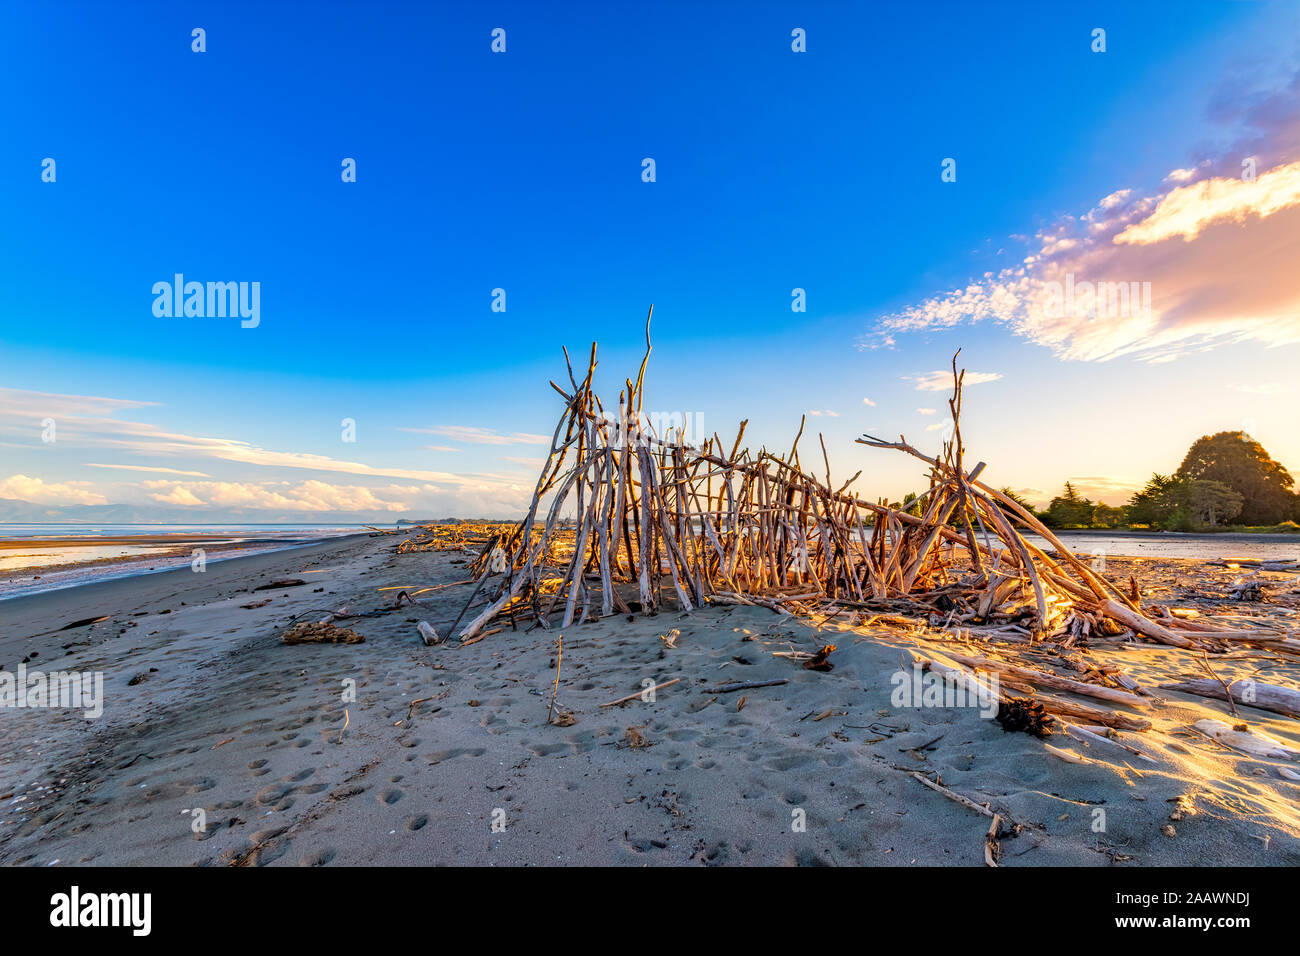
[2,1,1298,519]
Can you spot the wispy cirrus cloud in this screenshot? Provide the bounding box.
[85,462,211,477]
[0,386,516,488]
[399,425,550,446]
[0,387,158,419]
[908,370,1002,392]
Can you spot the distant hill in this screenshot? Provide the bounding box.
[0,497,393,526]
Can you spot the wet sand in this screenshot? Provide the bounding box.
[0,533,366,601]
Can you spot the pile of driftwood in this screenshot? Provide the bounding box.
[431,327,1297,737]
[396,522,507,555]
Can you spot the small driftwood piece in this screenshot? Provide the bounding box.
[1193,719,1299,759]
[1163,679,1300,719]
[910,771,995,818]
[600,678,681,708]
[1063,722,1158,764]
[703,678,789,694]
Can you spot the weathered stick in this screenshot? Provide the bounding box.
[599,678,681,708]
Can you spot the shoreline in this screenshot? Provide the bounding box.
[4,526,1294,605]
[1035,529,1300,542]
[0,532,373,603]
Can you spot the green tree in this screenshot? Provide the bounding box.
[1127,474,1185,528]
[1045,482,1094,528]
[1177,431,1297,525]
[1091,502,1124,528]
[997,487,1034,511]
[1183,479,1243,529]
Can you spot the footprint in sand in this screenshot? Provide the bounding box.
[525,741,569,757]
[763,754,814,772]
[480,713,508,735]
[179,777,217,794]
[405,814,429,831]
[426,747,486,764]
[255,784,293,805]
[565,730,607,753]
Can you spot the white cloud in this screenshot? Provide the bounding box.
[874,158,1300,364]
[869,67,1300,365]
[130,478,536,517]
[908,370,1003,392]
[1114,160,1300,245]
[0,474,107,505]
[142,480,441,513]
[916,408,937,415]
[861,397,876,407]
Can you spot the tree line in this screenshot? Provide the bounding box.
[1034,431,1300,531]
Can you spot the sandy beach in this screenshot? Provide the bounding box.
[1,531,1297,867]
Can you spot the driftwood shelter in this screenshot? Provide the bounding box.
[423,315,1299,740]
